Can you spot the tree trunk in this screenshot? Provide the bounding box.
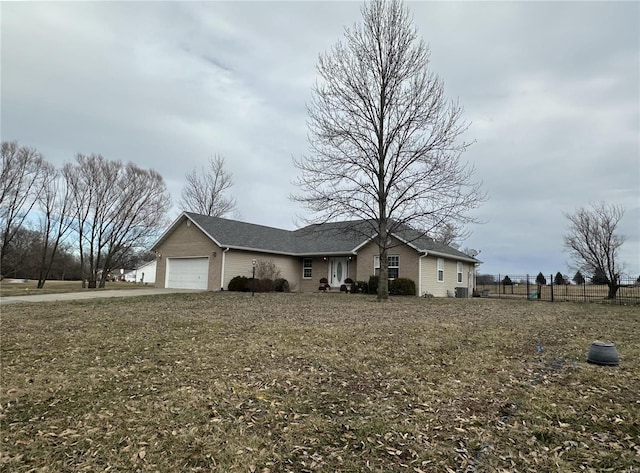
[377,220,389,301]
[607,284,619,300]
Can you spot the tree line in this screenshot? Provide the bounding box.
[1,142,238,288]
[478,271,613,287]
[1,142,171,287]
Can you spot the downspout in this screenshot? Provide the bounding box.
[221,247,230,290]
[418,252,427,297]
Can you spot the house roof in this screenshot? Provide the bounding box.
[153,212,479,263]
[187,212,298,254]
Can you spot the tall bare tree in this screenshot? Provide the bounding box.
[564,202,626,299]
[293,0,485,300]
[34,162,74,288]
[179,155,236,217]
[0,141,46,272]
[64,154,171,288]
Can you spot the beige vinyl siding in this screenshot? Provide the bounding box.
[421,257,474,297]
[223,251,301,290]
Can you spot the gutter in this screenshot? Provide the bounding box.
[221,247,230,290]
[424,250,480,264]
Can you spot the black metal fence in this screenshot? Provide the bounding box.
[475,274,640,305]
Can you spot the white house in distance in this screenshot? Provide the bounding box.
[135,260,156,284]
[124,260,157,284]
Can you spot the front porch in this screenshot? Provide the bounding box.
[300,255,357,293]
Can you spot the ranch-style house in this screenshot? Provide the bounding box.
[151,212,480,297]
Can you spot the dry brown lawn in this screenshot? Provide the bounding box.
[1,292,638,472]
[0,280,154,298]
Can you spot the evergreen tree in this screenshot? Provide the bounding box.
[591,268,609,285]
[573,271,585,285]
[502,275,513,286]
[554,272,565,285]
[536,272,547,285]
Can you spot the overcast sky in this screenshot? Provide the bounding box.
[2,1,639,277]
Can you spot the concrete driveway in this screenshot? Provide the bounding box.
[0,288,203,305]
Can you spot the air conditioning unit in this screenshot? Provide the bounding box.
[455,287,469,298]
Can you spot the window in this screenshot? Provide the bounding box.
[303,258,312,279]
[437,258,444,282]
[457,262,463,283]
[388,255,399,279]
[374,255,399,279]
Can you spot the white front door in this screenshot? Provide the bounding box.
[329,257,348,287]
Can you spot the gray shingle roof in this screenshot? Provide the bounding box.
[166,212,478,262]
[187,212,298,254]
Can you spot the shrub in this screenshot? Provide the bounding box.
[389,278,416,296]
[228,275,249,292]
[353,280,368,294]
[274,278,290,292]
[246,278,273,293]
[255,260,281,280]
[368,275,379,294]
[340,284,348,292]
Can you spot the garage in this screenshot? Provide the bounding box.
[166,257,209,289]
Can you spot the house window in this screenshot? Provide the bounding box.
[388,255,399,279]
[374,255,399,279]
[437,258,444,282]
[457,262,463,283]
[303,258,313,279]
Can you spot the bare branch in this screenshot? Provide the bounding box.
[292,0,486,299]
[0,141,46,271]
[179,155,237,217]
[563,202,626,299]
[64,154,171,287]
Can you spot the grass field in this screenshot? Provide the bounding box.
[0,279,154,298]
[1,293,638,472]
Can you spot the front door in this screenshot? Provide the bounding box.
[329,257,348,288]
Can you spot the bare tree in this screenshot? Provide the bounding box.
[431,221,470,249]
[564,202,626,299]
[293,0,485,300]
[179,155,236,217]
[0,141,46,272]
[65,154,171,288]
[34,162,74,288]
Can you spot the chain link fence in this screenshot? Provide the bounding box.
[475,274,640,305]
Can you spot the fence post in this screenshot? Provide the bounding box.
[526,274,530,301]
[550,274,554,302]
[498,274,501,298]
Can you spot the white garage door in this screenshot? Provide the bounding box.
[166,257,209,289]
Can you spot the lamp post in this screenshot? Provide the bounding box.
[252,259,257,297]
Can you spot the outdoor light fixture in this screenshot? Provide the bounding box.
[252,259,257,297]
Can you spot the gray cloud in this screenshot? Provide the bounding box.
[2,1,638,277]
